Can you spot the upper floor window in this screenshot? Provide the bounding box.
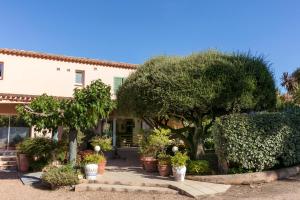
[0,62,4,80]
[114,77,125,94]
[0,62,3,80]
[75,70,85,86]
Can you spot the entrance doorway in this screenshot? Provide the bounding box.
[0,115,29,150]
[116,119,135,147]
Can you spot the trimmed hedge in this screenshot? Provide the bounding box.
[213,110,300,172]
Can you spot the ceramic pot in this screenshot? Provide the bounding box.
[85,164,98,180]
[143,157,158,172]
[158,164,171,177]
[98,160,106,175]
[172,166,186,181]
[140,156,145,170]
[18,153,29,172]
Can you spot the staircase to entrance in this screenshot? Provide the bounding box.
[0,150,17,171]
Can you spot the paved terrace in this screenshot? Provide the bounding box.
[76,148,231,198]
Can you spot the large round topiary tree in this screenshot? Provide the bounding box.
[117,51,276,159]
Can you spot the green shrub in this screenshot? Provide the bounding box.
[90,136,113,152]
[204,138,214,150]
[17,137,68,170]
[171,152,189,167]
[138,128,171,157]
[30,158,49,171]
[83,154,105,164]
[41,165,79,187]
[228,167,253,174]
[157,152,171,165]
[187,160,211,175]
[213,110,300,172]
[17,137,55,158]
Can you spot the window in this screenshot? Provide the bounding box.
[114,77,125,94]
[75,70,84,86]
[0,62,3,80]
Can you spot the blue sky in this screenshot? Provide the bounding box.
[1,0,299,91]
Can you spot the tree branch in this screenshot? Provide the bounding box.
[23,105,64,117]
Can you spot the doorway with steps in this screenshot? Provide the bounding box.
[0,150,17,171]
[0,115,29,150]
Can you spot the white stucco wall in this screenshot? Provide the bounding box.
[0,54,135,98]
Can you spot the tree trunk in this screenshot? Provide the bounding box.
[69,129,77,165]
[218,158,229,174]
[192,124,205,160]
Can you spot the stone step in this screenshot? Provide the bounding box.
[0,150,17,156]
[75,183,179,195]
[95,180,170,188]
[0,160,17,165]
[0,164,17,170]
[0,156,17,161]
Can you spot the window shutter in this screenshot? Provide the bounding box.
[114,77,123,94]
[0,63,3,79]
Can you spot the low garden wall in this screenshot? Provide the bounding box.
[186,164,300,185]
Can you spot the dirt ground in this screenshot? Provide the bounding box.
[1,172,300,200]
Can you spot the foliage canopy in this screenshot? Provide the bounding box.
[17,79,115,163]
[117,50,277,159]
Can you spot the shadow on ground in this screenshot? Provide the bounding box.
[0,172,19,180]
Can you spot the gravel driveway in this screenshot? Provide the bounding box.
[1,172,300,200]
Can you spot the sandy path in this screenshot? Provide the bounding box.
[1,172,300,200]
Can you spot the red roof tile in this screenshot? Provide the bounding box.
[0,48,138,69]
[0,93,70,103]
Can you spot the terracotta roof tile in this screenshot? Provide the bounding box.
[0,48,138,69]
[0,93,70,103]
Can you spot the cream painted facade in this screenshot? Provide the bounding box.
[0,53,135,98]
[0,49,146,148]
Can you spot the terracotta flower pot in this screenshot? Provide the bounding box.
[18,153,29,172]
[98,160,107,175]
[143,157,158,172]
[158,164,171,177]
[140,156,145,170]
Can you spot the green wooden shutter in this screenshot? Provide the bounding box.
[114,77,123,94]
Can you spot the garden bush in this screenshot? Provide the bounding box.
[83,154,105,164]
[17,137,68,170]
[90,136,113,151]
[138,128,171,157]
[157,152,171,165]
[171,152,189,167]
[213,110,300,172]
[41,165,79,188]
[187,160,211,175]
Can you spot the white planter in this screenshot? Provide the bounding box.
[172,166,186,181]
[85,164,98,181]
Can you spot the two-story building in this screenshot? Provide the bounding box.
[0,48,145,149]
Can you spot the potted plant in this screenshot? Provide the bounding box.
[171,152,189,181]
[143,153,158,172]
[157,153,171,177]
[90,136,112,174]
[83,154,103,180]
[16,139,30,172]
[137,133,146,169]
[97,154,107,175]
[140,128,172,173]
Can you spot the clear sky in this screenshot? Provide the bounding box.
[1,0,299,91]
